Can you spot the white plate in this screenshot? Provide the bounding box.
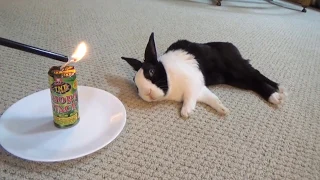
[0,86,126,162]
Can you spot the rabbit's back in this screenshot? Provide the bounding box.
[165,40,251,86]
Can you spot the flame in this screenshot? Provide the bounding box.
[71,42,87,62]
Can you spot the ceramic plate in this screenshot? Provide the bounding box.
[0,86,126,162]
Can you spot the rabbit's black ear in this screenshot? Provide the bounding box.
[144,32,158,65]
[121,57,142,71]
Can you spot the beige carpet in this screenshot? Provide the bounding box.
[1,0,320,179]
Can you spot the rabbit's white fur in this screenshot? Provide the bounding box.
[134,49,229,118]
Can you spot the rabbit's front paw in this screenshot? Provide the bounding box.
[217,106,230,115]
[181,105,194,118]
[215,101,230,115]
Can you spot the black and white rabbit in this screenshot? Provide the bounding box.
[121,33,286,118]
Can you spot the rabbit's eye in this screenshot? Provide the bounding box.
[149,69,155,77]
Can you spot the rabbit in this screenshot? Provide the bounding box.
[121,32,286,118]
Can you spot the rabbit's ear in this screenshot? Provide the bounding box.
[121,57,142,71]
[144,32,158,65]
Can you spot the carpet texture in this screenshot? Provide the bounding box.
[1,0,320,179]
